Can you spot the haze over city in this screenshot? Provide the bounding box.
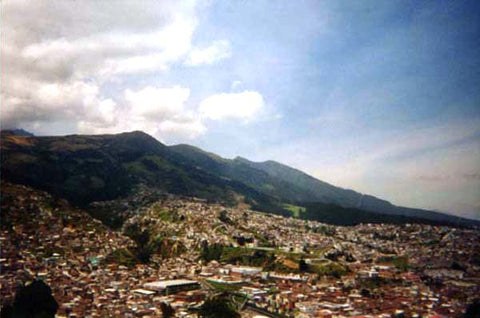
[2,0,480,220]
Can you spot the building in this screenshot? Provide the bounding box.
[231,266,262,277]
[143,279,200,295]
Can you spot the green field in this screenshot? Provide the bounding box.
[206,280,241,293]
[283,204,305,218]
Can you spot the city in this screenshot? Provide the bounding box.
[1,182,479,317]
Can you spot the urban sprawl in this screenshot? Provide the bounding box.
[1,183,479,317]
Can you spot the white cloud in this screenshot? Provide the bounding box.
[1,79,115,127]
[158,118,207,140]
[14,12,197,81]
[125,86,190,118]
[184,40,231,66]
[0,0,233,141]
[199,91,264,121]
[78,113,206,142]
[78,85,206,141]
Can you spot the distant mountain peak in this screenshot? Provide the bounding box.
[112,130,167,148]
[1,128,34,137]
[122,130,149,136]
[233,156,251,163]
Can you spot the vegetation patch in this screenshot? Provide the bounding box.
[206,280,241,293]
[378,255,409,271]
[283,204,305,218]
[309,262,349,278]
[152,204,182,222]
[195,294,240,318]
[124,223,186,263]
[104,248,139,268]
[281,258,299,270]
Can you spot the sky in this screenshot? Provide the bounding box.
[1,0,480,220]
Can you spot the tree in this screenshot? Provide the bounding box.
[360,288,371,298]
[0,304,12,318]
[235,236,246,246]
[160,302,175,318]
[3,280,59,318]
[464,299,480,318]
[201,243,224,262]
[198,295,240,318]
[218,210,233,224]
[299,259,308,272]
[451,261,465,271]
[124,223,154,263]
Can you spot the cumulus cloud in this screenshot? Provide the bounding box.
[2,80,116,128]
[77,85,206,141]
[0,0,239,141]
[158,117,207,140]
[184,40,232,66]
[3,1,197,82]
[199,91,265,121]
[125,86,190,119]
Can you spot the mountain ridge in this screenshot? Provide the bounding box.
[171,143,477,226]
[2,130,478,227]
[0,130,283,213]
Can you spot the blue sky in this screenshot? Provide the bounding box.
[2,0,480,219]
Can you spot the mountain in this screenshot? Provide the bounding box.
[169,144,367,208]
[1,128,35,137]
[0,131,282,213]
[232,156,362,206]
[169,144,313,203]
[233,157,472,225]
[170,145,477,226]
[1,130,478,227]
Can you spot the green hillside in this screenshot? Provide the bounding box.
[2,130,477,227]
[0,131,283,214]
